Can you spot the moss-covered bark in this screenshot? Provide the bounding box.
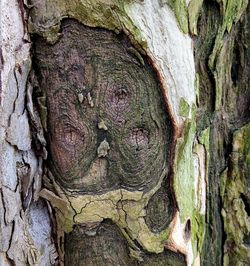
[1,0,249,265]
[193,1,250,265]
[30,0,249,265]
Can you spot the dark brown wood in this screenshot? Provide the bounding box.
[33,19,182,265]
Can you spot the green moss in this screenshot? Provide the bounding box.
[174,107,209,261]
[198,127,210,148]
[204,0,248,110]
[220,123,250,265]
[188,0,204,35]
[192,127,209,258]
[192,212,206,256]
[29,0,192,51]
[28,0,147,53]
[166,0,189,33]
[209,0,248,69]
[209,1,247,110]
[179,97,190,117]
[212,30,234,110]
[174,118,195,223]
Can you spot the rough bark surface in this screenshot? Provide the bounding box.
[34,19,174,194]
[1,0,57,265]
[33,18,182,265]
[0,0,249,265]
[194,1,250,265]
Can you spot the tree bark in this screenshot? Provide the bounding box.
[0,0,249,266]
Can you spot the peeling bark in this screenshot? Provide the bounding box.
[0,0,57,265]
[0,0,249,265]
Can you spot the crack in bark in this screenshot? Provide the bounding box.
[6,220,15,255]
[0,188,7,226]
[12,69,20,117]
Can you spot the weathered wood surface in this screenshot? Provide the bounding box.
[0,0,249,265]
[0,0,57,265]
[34,18,184,265]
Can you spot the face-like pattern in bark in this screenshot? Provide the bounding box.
[34,19,174,195]
[33,19,181,264]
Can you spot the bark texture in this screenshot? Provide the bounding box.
[194,1,250,265]
[0,0,57,265]
[0,0,249,265]
[33,18,182,265]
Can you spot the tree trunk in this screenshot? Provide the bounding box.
[0,0,249,265]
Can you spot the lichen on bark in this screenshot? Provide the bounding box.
[194,1,250,265]
[220,123,250,265]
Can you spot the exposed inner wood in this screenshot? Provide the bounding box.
[34,19,174,194]
[33,19,180,265]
